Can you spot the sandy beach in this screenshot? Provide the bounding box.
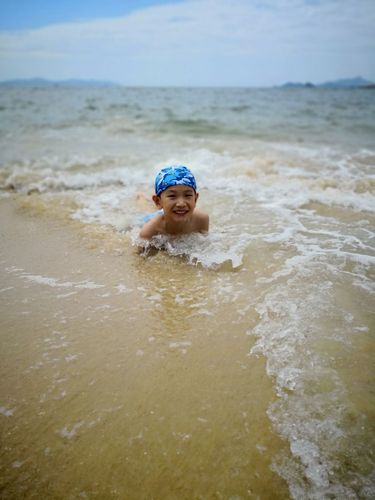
[0,197,290,498]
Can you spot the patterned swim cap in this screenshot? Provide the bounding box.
[154,165,197,196]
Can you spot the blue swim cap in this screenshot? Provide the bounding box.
[154,165,197,196]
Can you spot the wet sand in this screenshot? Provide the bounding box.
[0,198,289,499]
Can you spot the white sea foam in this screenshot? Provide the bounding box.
[12,461,24,468]
[169,341,192,348]
[0,406,15,417]
[135,231,247,271]
[57,291,77,298]
[8,270,105,290]
[115,283,132,293]
[249,245,374,498]
[1,158,142,194]
[59,421,85,440]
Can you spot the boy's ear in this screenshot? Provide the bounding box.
[152,194,162,208]
[195,192,199,203]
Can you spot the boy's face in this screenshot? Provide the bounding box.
[153,185,198,222]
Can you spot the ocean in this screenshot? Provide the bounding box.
[0,86,374,499]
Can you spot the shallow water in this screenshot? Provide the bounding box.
[0,86,374,498]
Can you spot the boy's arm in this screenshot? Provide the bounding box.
[201,214,209,232]
[195,211,209,233]
[138,217,160,240]
[139,225,155,240]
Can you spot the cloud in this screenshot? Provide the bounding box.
[0,0,374,85]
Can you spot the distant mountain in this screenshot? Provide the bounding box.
[281,82,315,89]
[0,78,121,87]
[318,76,373,88]
[280,76,374,89]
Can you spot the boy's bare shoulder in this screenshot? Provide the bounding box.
[193,210,209,232]
[139,215,164,240]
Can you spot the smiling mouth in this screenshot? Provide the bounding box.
[174,210,189,215]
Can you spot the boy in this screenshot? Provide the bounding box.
[139,165,209,240]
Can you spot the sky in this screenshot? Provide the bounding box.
[0,0,374,87]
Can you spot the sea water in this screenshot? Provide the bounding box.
[0,86,374,498]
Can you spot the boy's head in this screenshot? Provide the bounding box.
[154,165,196,197]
